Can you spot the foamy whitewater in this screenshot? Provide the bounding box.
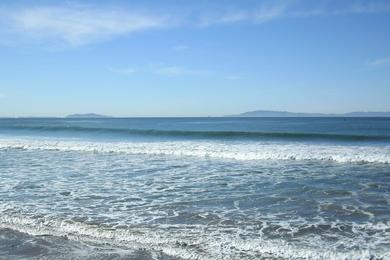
[0,118,389,259]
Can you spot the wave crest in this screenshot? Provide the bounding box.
[1,138,389,163]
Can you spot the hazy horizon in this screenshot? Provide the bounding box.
[0,0,390,117]
[2,109,390,118]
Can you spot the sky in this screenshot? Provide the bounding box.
[0,0,389,117]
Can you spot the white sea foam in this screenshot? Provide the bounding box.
[1,213,389,260]
[0,137,389,164]
[0,214,200,259]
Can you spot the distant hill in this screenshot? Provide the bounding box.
[226,110,390,117]
[66,113,111,118]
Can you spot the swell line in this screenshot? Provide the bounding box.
[1,125,389,141]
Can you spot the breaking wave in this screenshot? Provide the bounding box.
[1,214,388,260]
[1,137,389,164]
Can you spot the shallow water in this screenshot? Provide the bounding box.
[0,118,389,259]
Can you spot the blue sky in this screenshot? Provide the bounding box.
[0,0,389,117]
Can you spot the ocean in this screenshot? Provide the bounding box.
[0,117,389,259]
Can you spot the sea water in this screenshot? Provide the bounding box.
[0,117,389,259]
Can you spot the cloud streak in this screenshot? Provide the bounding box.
[107,66,136,75]
[198,1,291,26]
[155,66,211,77]
[349,1,390,14]
[172,45,189,51]
[1,1,390,47]
[198,1,390,26]
[369,57,390,67]
[0,5,170,46]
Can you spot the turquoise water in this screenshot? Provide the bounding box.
[0,118,389,259]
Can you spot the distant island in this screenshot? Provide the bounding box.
[66,113,111,118]
[226,110,390,117]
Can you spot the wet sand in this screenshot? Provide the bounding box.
[0,228,180,260]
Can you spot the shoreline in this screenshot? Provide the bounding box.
[0,227,181,260]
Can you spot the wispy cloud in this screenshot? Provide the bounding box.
[107,66,136,75]
[225,75,242,80]
[291,9,325,18]
[198,2,291,26]
[172,45,189,51]
[155,66,210,77]
[0,5,170,46]
[1,1,390,47]
[198,1,390,26]
[369,57,390,67]
[349,1,390,14]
